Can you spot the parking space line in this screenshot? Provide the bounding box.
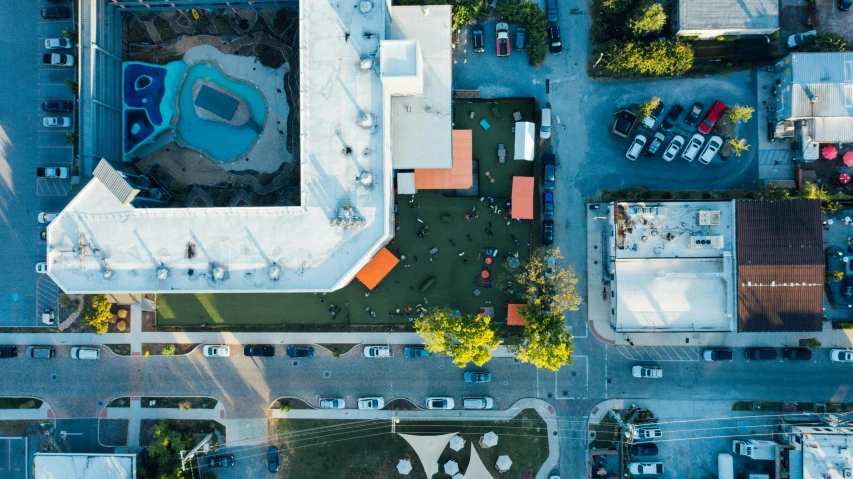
[35,276,58,324]
[668,347,683,360]
[36,179,69,197]
[661,347,676,360]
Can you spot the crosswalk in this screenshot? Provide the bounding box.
[614,345,701,362]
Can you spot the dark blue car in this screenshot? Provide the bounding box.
[543,192,554,217]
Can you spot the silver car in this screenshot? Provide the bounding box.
[626,134,647,161]
[698,136,723,165]
[662,135,684,162]
[681,134,705,162]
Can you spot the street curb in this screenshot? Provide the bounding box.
[588,320,616,345]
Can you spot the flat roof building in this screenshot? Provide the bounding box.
[782,423,853,479]
[672,0,779,39]
[34,453,136,479]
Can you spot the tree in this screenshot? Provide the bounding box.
[508,306,573,371]
[512,248,582,315]
[62,28,78,41]
[414,307,500,367]
[628,0,666,38]
[161,344,176,356]
[64,79,78,96]
[600,0,634,14]
[725,104,754,124]
[496,0,548,66]
[800,32,850,52]
[82,295,112,335]
[452,0,490,30]
[799,337,822,350]
[638,97,661,120]
[727,138,750,157]
[65,132,78,147]
[143,421,188,479]
[601,40,694,78]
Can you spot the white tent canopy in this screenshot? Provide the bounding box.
[496,455,513,473]
[398,432,457,478]
[463,443,493,479]
[397,172,417,195]
[449,435,465,452]
[479,431,498,448]
[396,459,413,475]
[514,121,534,161]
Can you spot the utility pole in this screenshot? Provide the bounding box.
[179,434,213,472]
[391,410,399,434]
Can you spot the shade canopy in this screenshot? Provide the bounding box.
[496,455,512,472]
[823,144,839,160]
[841,173,851,184]
[514,122,535,160]
[463,443,493,479]
[511,177,534,220]
[444,460,460,475]
[845,151,853,166]
[397,459,413,475]
[479,431,498,448]
[449,435,465,452]
[453,474,464,479]
[398,432,457,479]
[507,303,527,326]
[356,247,400,290]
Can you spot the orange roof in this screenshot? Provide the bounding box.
[356,248,400,290]
[511,176,534,220]
[414,130,473,190]
[507,304,527,326]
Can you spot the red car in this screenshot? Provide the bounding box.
[698,100,727,134]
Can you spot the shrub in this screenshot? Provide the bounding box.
[799,338,822,350]
[279,401,291,413]
[116,319,128,332]
[253,43,285,69]
[600,39,694,78]
[65,132,79,147]
[257,172,274,186]
[496,0,548,66]
[178,401,191,410]
[117,309,128,320]
[628,0,666,38]
[638,97,661,119]
[452,0,489,30]
[161,344,176,356]
[725,104,754,124]
[82,295,112,335]
[800,32,850,52]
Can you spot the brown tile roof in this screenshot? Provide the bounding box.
[737,199,824,332]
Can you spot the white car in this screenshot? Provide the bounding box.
[633,426,662,440]
[36,262,48,274]
[425,397,455,410]
[43,117,71,128]
[363,345,392,358]
[831,349,853,362]
[632,365,662,378]
[540,107,552,139]
[626,134,647,161]
[698,135,723,165]
[357,397,386,410]
[203,345,230,357]
[662,135,684,162]
[628,462,664,475]
[45,38,72,49]
[681,133,705,162]
[319,398,345,409]
[37,212,58,224]
[787,30,816,48]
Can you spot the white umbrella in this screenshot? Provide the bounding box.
[396,459,412,475]
[452,474,464,479]
[479,431,498,448]
[495,455,512,472]
[449,435,465,452]
[444,459,460,476]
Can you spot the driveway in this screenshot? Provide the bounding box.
[817,0,853,40]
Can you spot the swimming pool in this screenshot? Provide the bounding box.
[176,62,267,162]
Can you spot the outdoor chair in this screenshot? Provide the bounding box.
[497,143,506,164]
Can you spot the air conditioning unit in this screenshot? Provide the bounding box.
[697,210,721,226]
[687,235,724,249]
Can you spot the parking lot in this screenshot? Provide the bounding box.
[0,437,28,479]
[0,1,76,326]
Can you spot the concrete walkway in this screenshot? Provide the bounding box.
[0,402,55,421]
[103,397,226,449]
[274,398,560,479]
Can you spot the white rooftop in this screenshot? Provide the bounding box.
[34,453,135,479]
[801,432,853,479]
[47,0,396,293]
[677,0,779,31]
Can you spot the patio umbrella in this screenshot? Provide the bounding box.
[479,431,498,448]
[449,435,465,452]
[396,459,413,475]
[845,151,853,167]
[841,173,851,185]
[452,474,464,479]
[495,455,513,473]
[823,144,839,160]
[444,460,460,476]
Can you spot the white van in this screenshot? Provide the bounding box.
[463,397,494,409]
[539,108,552,139]
[71,347,100,360]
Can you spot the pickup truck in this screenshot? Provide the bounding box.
[37,167,70,179]
[495,23,510,57]
[42,53,74,67]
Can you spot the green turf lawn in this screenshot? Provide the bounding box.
[452,98,536,198]
[157,190,532,327]
[273,409,549,479]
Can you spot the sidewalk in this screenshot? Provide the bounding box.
[0,402,55,421]
[102,397,226,450]
[585,203,616,345]
[588,399,743,428]
[273,398,560,479]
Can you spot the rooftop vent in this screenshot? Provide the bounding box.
[687,235,724,249]
[697,210,721,226]
[212,266,225,281]
[357,112,375,129]
[268,264,281,281]
[359,55,373,70]
[359,0,374,14]
[157,266,169,281]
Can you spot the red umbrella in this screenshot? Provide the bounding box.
[841,173,851,184]
[823,145,839,160]
[845,151,853,167]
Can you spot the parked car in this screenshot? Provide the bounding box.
[698,100,727,134]
[547,25,562,54]
[831,349,853,362]
[633,427,662,440]
[542,153,556,189]
[0,346,18,358]
[41,7,71,19]
[463,371,492,384]
[628,462,664,475]
[267,446,280,473]
[698,135,723,165]
[426,397,455,410]
[684,102,704,126]
[644,132,665,157]
[542,219,554,247]
[626,134,647,161]
[27,346,55,359]
[364,345,392,358]
[319,398,345,409]
[642,102,665,129]
[546,0,558,22]
[660,104,684,131]
[495,22,510,57]
[45,38,72,49]
[357,397,386,409]
[286,346,314,358]
[70,347,100,360]
[662,135,684,162]
[404,346,429,358]
[38,212,59,224]
[703,349,733,361]
[540,107,552,139]
[203,345,230,357]
[782,347,813,360]
[42,100,74,113]
[631,365,662,378]
[543,192,554,217]
[681,134,705,162]
[36,262,48,274]
[842,0,852,11]
[207,455,235,468]
[629,444,659,456]
[514,27,526,51]
[43,117,71,128]
[472,25,485,53]
[745,348,777,360]
[37,167,69,178]
[611,110,637,138]
[42,53,74,67]
[243,345,274,357]
[787,30,817,48]
[463,397,494,409]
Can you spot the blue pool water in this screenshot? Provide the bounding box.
[176,62,266,162]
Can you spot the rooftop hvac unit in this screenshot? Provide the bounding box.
[632,206,666,217]
[697,210,721,226]
[687,235,724,249]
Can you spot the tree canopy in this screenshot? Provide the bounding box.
[725,104,754,124]
[82,294,112,334]
[509,306,573,371]
[512,248,582,315]
[496,0,548,66]
[601,39,694,78]
[800,32,850,52]
[628,0,666,38]
[414,307,500,367]
[638,97,661,120]
[142,421,188,479]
